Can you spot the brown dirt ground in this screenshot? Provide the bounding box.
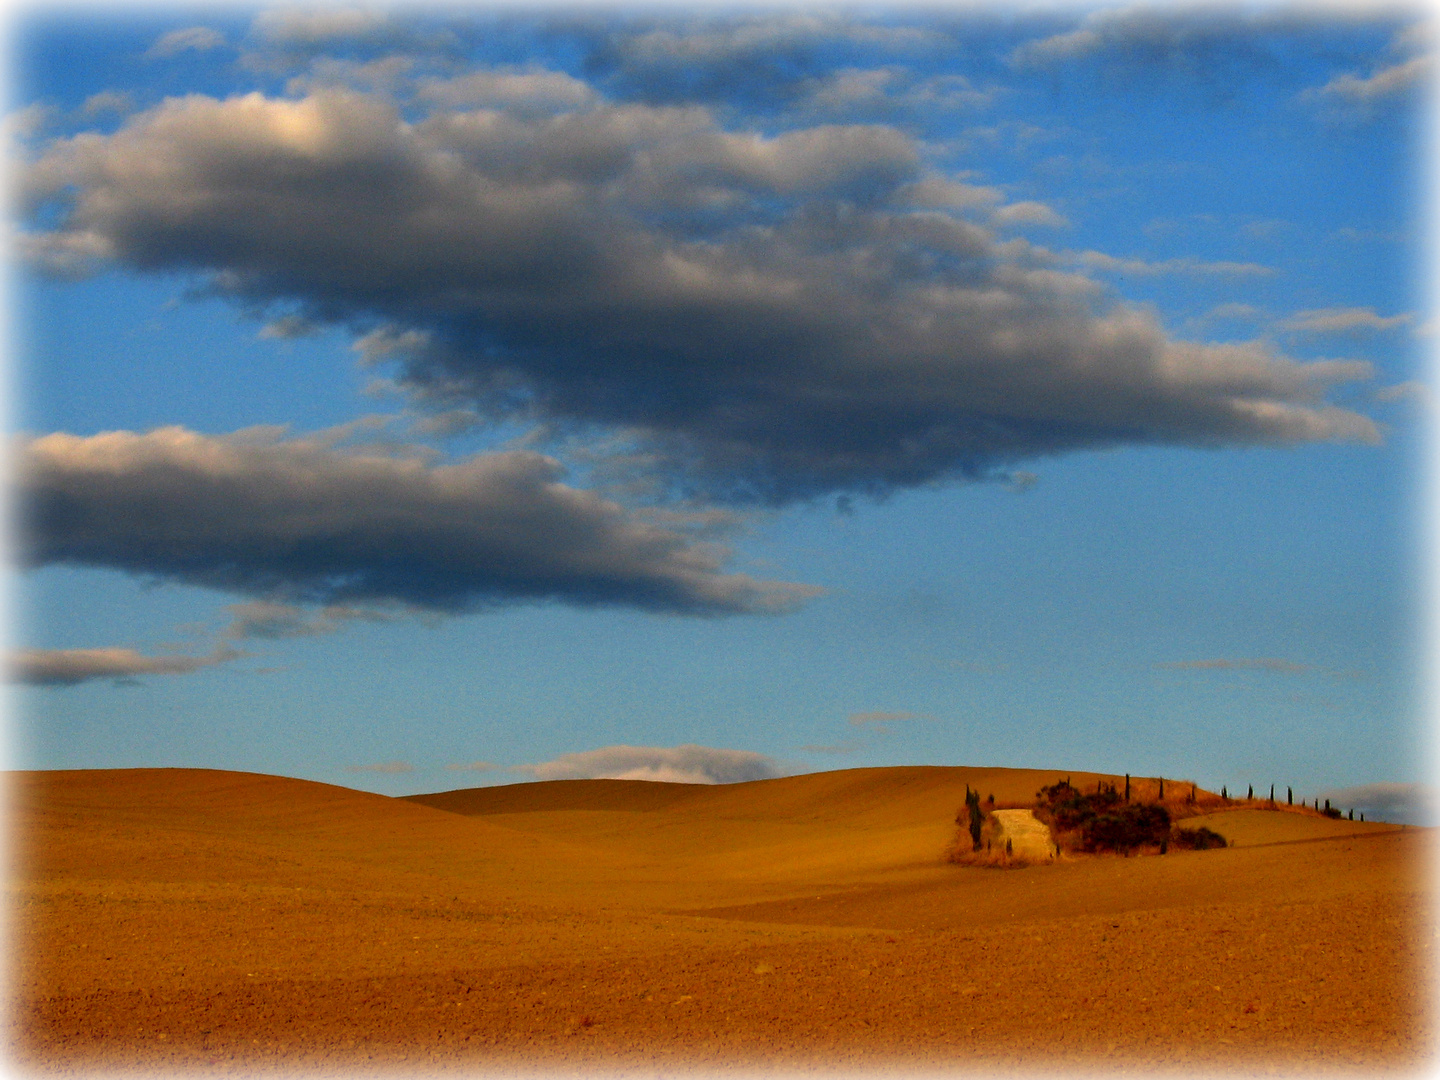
[7,766,1434,1076]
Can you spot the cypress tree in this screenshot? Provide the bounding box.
[1288,786,1292,805]
[1125,774,1130,802]
[1222,785,1227,800]
[1158,777,1164,800]
[1247,784,1253,800]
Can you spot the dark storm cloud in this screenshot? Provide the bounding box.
[18,427,818,615]
[21,83,1377,504]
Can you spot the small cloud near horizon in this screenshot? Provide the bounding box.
[849,710,927,733]
[1318,782,1438,826]
[346,761,415,774]
[1155,658,1312,674]
[515,744,785,785]
[445,761,498,772]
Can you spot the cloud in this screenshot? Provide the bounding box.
[252,8,392,46]
[20,85,1379,503]
[581,13,944,108]
[992,201,1068,228]
[221,600,400,639]
[799,67,996,117]
[417,68,598,111]
[848,710,926,733]
[1281,307,1412,334]
[81,92,133,118]
[1317,782,1439,826]
[146,26,226,59]
[346,761,414,774]
[1009,28,1102,67]
[17,427,820,616]
[1076,251,1274,277]
[259,313,320,339]
[9,644,240,686]
[1155,658,1313,674]
[1373,381,1430,408]
[1304,55,1432,106]
[516,744,785,784]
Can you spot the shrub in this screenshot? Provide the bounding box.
[1035,780,1171,854]
[1170,826,1227,851]
[1083,804,1171,852]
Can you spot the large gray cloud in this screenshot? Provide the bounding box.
[516,743,785,784]
[17,427,817,615]
[21,84,1378,503]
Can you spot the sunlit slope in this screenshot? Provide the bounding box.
[1179,807,1399,847]
[408,765,1117,825]
[404,767,1132,903]
[10,768,603,899]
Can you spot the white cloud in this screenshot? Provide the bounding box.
[992,201,1068,228]
[1281,307,1412,334]
[146,26,225,59]
[347,761,414,774]
[1305,55,1432,105]
[1076,250,1273,277]
[1009,28,1101,67]
[516,744,785,784]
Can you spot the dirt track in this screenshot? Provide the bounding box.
[7,767,1433,1075]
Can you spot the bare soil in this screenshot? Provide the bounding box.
[7,766,1433,1075]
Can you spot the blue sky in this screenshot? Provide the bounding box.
[8,4,1433,821]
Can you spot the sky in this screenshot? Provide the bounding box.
[6,2,1434,823]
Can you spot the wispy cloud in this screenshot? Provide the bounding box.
[1303,55,1432,106]
[1280,307,1412,334]
[515,744,785,784]
[221,600,401,640]
[9,644,241,687]
[848,710,926,733]
[1076,251,1273,277]
[346,761,415,774]
[146,26,225,59]
[1151,657,1363,678]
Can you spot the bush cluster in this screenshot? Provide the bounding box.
[1169,825,1228,850]
[1034,779,1226,854]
